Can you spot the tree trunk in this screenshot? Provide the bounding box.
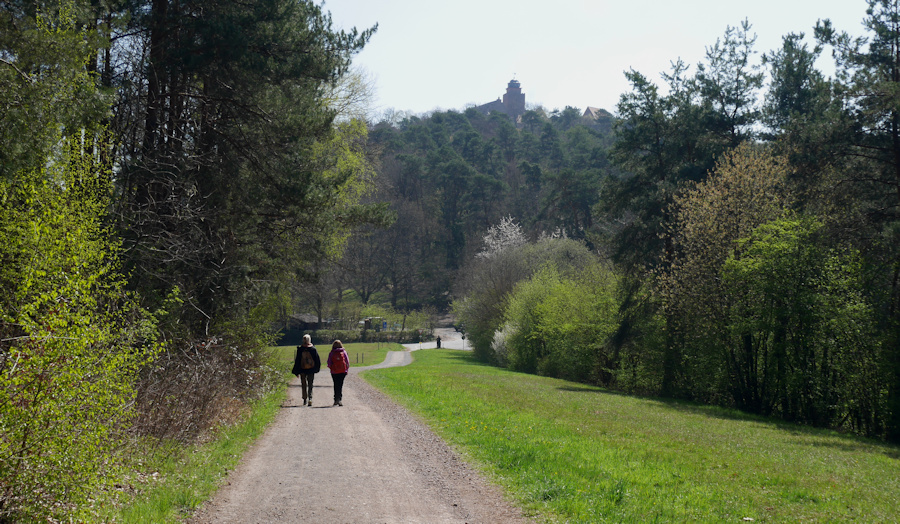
[143,0,167,157]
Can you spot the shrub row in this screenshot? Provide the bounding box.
[308,329,430,345]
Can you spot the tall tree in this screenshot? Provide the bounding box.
[695,20,765,146]
[763,33,827,134]
[112,0,378,330]
[0,1,109,180]
[722,218,885,433]
[600,61,713,274]
[657,144,792,401]
[762,31,844,206]
[817,0,900,440]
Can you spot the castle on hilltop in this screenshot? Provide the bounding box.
[474,79,526,120]
[473,79,612,125]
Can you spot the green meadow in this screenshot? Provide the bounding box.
[272,341,402,368]
[363,349,900,523]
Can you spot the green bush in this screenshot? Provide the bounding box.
[503,262,619,384]
[454,236,596,363]
[0,146,159,522]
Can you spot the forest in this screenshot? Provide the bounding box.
[1,0,899,521]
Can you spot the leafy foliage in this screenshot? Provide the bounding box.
[111,0,380,329]
[722,218,886,433]
[815,0,900,438]
[357,104,613,311]
[0,1,109,181]
[656,144,792,397]
[502,263,619,383]
[0,143,158,522]
[0,0,385,518]
[96,0,388,442]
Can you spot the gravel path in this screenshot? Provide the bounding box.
[187,347,532,523]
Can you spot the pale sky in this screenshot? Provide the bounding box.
[323,1,867,118]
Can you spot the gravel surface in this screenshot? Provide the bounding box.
[187,349,533,523]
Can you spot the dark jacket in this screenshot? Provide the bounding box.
[292,345,321,375]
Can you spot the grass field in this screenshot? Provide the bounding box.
[271,341,402,368]
[362,349,900,523]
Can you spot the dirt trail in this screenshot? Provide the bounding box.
[188,343,531,523]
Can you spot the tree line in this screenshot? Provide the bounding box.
[299,0,900,444]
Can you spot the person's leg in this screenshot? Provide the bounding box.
[307,373,315,405]
[331,373,339,405]
[300,374,309,405]
[334,372,346,405]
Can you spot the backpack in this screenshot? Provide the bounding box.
[300,348,315,370]
[330,350,347,373]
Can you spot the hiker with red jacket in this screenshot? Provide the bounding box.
[291,334,321,406]
[326,340,350,406]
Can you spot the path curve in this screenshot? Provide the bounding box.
[187,347,531,523]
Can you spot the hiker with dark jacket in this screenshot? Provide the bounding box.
[292,334,321,406]
[326,340,350,406]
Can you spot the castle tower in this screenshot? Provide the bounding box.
[502,79,525,118]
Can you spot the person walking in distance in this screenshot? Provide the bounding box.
[291,334,320,406]
[327,340,350,406]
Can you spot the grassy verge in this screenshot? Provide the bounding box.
[99,386,284,523]
[362,349,900,523]
[272,341,402,368]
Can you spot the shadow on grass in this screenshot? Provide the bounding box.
[796,435,900,459]
[439,350,504,368]
[654,398,897,454]
[636,396,900,459]
[432,349,900,460]
[556,385,638,402]
[577,386,900,459]
[550,381,900,460]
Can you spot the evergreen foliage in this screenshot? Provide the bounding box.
[0,1,109,181]
[5,0,900,520]
[109,0,381,331]
[0,0,380,518]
